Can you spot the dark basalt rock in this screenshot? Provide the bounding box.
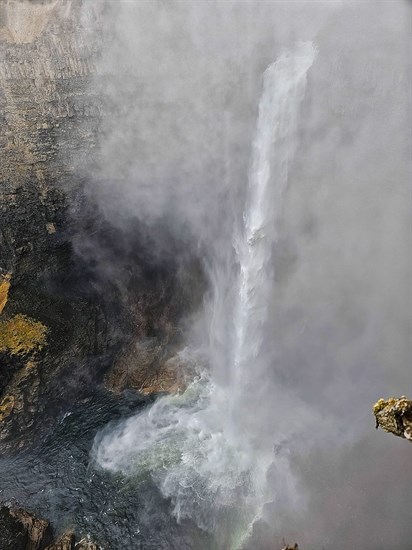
[0,506,100,550]
[0,507,28,550]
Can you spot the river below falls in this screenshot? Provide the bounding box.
[0,390,214,549]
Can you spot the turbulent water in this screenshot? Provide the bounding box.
[94,43,316,548]
[0,391,213,549]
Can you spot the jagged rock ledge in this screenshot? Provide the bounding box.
[0,506,100,550]
[373,396,412,442]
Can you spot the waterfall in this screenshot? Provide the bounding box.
[93,43,316,548]
[231,42,316,423]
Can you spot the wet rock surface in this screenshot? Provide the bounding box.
[9,508,53,550]
[0,506,100,550]
[0,507,28,550]
[46,531,100,550]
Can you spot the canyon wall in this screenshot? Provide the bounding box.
[0,0,107,450]
[0,0,200,452]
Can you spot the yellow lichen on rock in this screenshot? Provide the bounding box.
[0,273,12,314]
[0,314,47,356]
[373,396,412,442]
[0,394,15,422]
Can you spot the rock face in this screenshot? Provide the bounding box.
[9,508,53,550]
[0,3,205,547]
[0,507,28,550]
[374,396,412,442]
[0,507,100,550]
[0,0,204,453]
[45,531,100,550]
[0,0,107,451]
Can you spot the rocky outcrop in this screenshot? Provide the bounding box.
[105,339,196,395]
[0,507,100,550]
[45,531,100,550]
[374,396,412,442]
[9,508,53,550]
[45,532,75,550]
[0,507,28,550]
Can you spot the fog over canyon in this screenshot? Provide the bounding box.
[0,1,410,549]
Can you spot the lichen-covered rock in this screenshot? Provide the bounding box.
[0,314,47,356]
[0,0,109,453]
[373,396,412,441]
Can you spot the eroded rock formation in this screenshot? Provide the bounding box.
[0,506,100,550]
[374,396,412,442]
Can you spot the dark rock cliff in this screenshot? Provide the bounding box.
[0,0,107,451]
[0,0,204,454]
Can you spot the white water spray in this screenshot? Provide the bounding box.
[93,43,316,547]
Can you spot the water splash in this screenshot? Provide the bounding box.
[93,43,316,548]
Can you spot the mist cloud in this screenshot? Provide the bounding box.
[85,1,411,548]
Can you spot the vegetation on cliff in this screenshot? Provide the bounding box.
[0,314,47,356]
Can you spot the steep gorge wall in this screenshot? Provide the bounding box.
[0,0,203,453]
[0,0,108,450]
[0,0,101,279]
